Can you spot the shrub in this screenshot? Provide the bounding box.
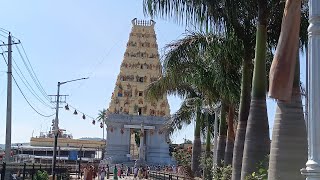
[200,152,213,180]
[212,163,232,180]
[245,155,269,180]
[34,170,49,180]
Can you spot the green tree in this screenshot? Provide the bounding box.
[97,109,107,125]
[142,1,308,179]
[268,54,307,180]
[224,105,236,166]
[145,32,241,176]
[240,0,270,178]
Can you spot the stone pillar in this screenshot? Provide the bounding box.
[301,1,320,179]
[135,123,147,167]
[139,123,145,160]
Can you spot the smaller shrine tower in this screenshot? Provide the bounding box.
[104,19,174,166]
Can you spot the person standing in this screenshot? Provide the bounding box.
[86,166,94,180]
[83,165,88,180]
[100,167,106,180]
[113,165,118,180]
[106,165,110,179]
[133,166,138,179]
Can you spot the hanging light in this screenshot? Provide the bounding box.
[92,119,96,125]
[82,114,86,120]
[65,104,69,110]
[73,110,78,115]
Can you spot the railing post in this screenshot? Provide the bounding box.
[31,163,35,180]
[39,164,42,171]
[1,162,6,180]
[22,163,26,180]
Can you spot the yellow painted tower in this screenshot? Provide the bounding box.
[108,19,170,117]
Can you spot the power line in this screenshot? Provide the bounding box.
[1,52,53,109]
[1,53,54,117]
[15,44,51,102]
[19,43,50,100]
[12,74,55,117]
[1,46,53,109]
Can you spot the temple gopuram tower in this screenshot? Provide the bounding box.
[104,19,174,165]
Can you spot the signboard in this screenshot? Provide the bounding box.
[68,150,78,161]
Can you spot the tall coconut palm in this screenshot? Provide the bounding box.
[268,53,307,179]
[224,105,235,166]
[240,0,270,178]
[97,109,108,139]
[203,113,213,179]
[142,0,307,171]
[216,102,228,167]
[145,32,242,176]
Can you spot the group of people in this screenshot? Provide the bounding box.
[82,163,152,180]
[132,166,149,179]
[82,164,110,180]
[113,164,132,179]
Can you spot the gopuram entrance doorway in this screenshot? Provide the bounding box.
[103,19,175,166]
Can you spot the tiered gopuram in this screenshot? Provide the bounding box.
[104,19,174,166]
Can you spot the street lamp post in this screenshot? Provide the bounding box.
[301,1,320,179]
[51,77,88,179]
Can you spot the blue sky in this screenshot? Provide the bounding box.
[0,1,306,144]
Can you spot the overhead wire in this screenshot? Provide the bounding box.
[67,104,96,120]
[67,23,132,97]
[1,45,53,109]
[1,54,55,117]
[1,52,53,109]
[15,44,51,102]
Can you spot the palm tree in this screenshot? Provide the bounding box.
[224,105,235,166]
[268,53,307,179]
[240,0,270,178]
[203,113,214,179]
[97,109,108,139]
[145,32,242,176]
[216,102,228,167]
[142,2,308,179]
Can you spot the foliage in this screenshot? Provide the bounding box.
[200,152,213,180]
[33,170,49,180]
[212,164,232,180]
[172,147,191,167]
[57,171,71,180]
[97,109,107,124]
[134,130,140,147]
[184,139,193,144]
[245,155,269,180]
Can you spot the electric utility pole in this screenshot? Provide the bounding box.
[0,33,20,163]
[49,77,88,179]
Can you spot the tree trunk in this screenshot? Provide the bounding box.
[192,110,202,177]
[231,49,253,180]
[224,106,235,166]
[217,135,226,167]
[203,114,212,180]
[268,54,307,180]
[241,98,269,179]
[241,1,269,178]
[216,102,227,167]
